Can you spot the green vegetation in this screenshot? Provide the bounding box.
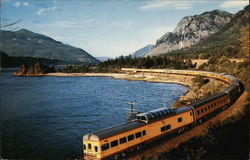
[61,65,91,73]
[192,76,209,88]
[0,51,63,68]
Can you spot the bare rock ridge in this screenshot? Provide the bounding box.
[145,10,232,57]
[131,44,154,58]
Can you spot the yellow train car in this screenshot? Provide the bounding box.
[83,68,240,160]
[189,92,230,123]
[121,68,234,85]
[83,107,194,160]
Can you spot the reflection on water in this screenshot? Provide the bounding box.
[1,71,188,159]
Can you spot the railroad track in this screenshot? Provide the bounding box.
[128,91,248,160]
[83,69,245,160]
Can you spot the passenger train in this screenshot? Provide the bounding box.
[83,68,244,160]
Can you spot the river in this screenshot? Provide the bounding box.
[1,70,188,159]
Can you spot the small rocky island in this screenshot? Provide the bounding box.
[13,62,55,76]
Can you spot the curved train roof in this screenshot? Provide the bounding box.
[83,107,191,141]
[136,107,191,123]
[83,120,145,141]
[189,92,227,108]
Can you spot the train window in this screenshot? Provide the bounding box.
[128,134,135,141]
[197,111,200,115]
[135,132,142,138]
[141,116,147,121]
[88,143,92,150]
[161,126,166,132]
[101,143,109,151]
[205,107,207,111]
[142,130,146,136]
[111,140,118,147]
[120,137,127,144]
[95,146,98,152]
[84,144,86,150]
[201,109,204,113]
[166,125,171,130]
[208,106,210,109]
[178,117,182,123]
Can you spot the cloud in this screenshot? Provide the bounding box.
[36,7,60,16]
[14,1,21,7]
[139,1,193,10]
[138,1,171,10]
[219,1,249,8]
[22,2,29,6]
[14,1,29,7]
[174,3,192,10]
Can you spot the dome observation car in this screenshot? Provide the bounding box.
[135,107,192,123]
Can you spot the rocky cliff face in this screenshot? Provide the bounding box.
[146,10,232,57]
[131,44,154,58]
[14,62,55,76]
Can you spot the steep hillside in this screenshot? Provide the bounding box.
[0,51,64,68]
[131,44,154,58]
[146,10,232,57]
[0,29,100,64]
[167,5,249,58]
[96,56,111,62]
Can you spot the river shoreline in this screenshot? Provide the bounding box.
[44,72,228,108]
[12,71,228,108]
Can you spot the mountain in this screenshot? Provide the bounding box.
[96,56,111,62]
[131,44,154,58]
[0,51,65,68]
[0,29,100,64]
[145,10,232,57]
[167,5,250,58]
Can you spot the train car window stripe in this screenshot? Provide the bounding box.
[111,140,118,147]
[135,132,142,138]
[128,134,134,141]
[119,137,127,144]
[101,143,109,151]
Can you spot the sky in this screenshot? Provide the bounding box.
[1,0,249,58]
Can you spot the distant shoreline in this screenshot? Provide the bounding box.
[12,71,228,109]
[45,72,195,108]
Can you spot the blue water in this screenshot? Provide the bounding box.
[1,70,188,159]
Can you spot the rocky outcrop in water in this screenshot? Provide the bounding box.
[13,62,55,76]
[145,10,232,57]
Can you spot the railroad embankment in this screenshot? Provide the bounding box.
[65,71,247,160]
[128,91,249,160]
